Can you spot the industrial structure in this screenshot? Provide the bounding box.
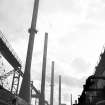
[59,75,61,105]
[0,0,46,104]
[0,0,60,105]
[76,48,105,105]
[39,33,48,105]
[1,0,105,105]
[50,61,54,105]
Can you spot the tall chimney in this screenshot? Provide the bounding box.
[39,33,48,105]
[71,94,72,105]
[59,75,61,105]
[19,0,39,104]
[50,61,54,105]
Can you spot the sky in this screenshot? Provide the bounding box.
[1,0,105,105]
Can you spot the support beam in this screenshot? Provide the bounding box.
[0,31,22,69]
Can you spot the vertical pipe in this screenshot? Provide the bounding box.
[50,61,54,105]
[39,33,48,105]
[19,0,39,104]
[59,75,61,105]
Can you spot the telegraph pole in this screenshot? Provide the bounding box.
[39,33,48,105]
[19,0,39,104]
[50,61,55,105]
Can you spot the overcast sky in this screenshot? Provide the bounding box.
[1,0,105,105]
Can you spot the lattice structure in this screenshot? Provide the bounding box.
[0,31,22,94]
[0,54,4,86]
[11,68,21,95]
[0,54,11,90]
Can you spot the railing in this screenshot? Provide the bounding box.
[0,30,22,66]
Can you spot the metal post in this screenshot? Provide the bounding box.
[19,0,39,104]
[50,61,54,105]
[39,33,48,105]
[59,75,61,105]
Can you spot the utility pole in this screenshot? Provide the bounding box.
[19,0,39,104]
[59,75,61,105]
[50,61,55,105]
[39,33,48,105]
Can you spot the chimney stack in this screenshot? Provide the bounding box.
[50,61,55,105]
